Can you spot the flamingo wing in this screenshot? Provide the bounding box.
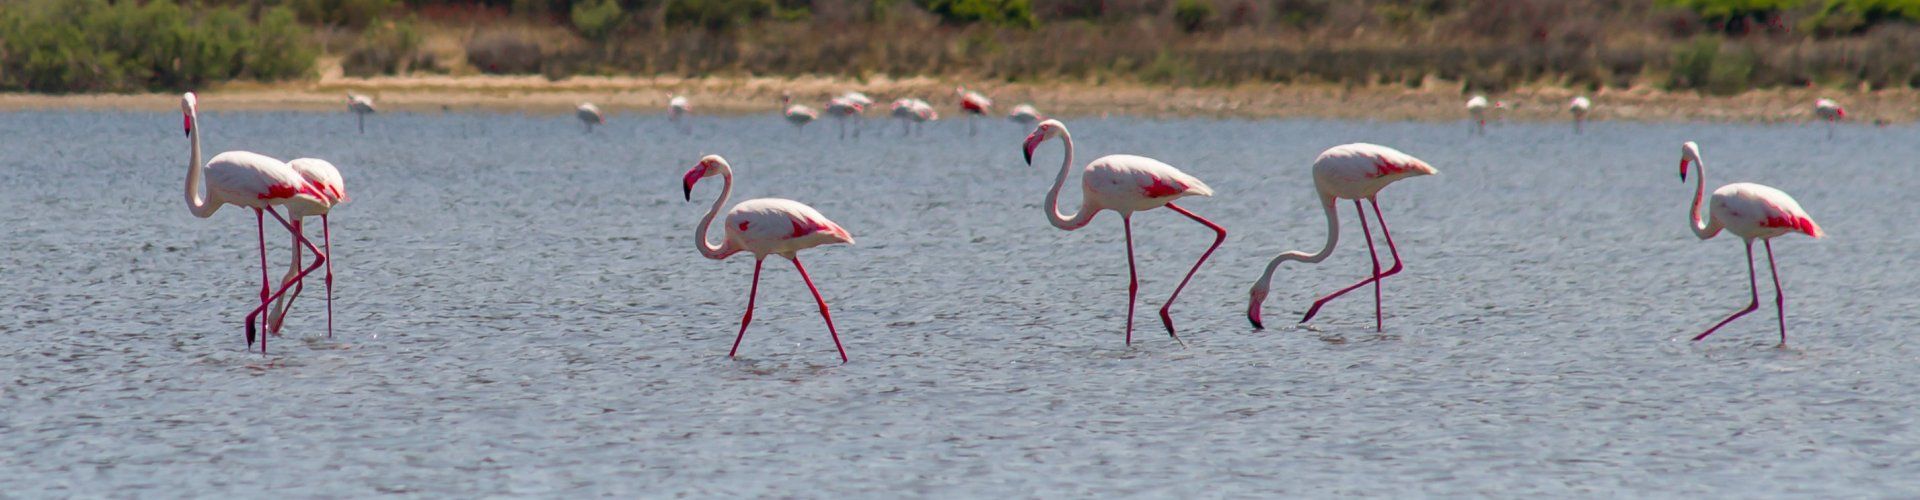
[205,151,320,203]
[1088,154,1213,200]
[288,158,349,204]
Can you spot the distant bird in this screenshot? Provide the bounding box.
[824,96,865,140]
[957,86,993,136]
[1814,98,1845,139]
[1021,119,1225,345]
[1008,103,1043,125]
[781,93,817,134]
[346,93,375,134]
[577,102,605,133]
[682,154,853,363]
[668,93,691,133]
[1247,143,1438,332]
[179,92,328,353]
[840,91,874,136]
[891,98,937,136]
[1466,95,1491,135]
[1676,141,1822,346]
[1569,96,1591,134]
[267,158,349,339]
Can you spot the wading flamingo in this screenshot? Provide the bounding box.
[180,92,329,353]
[1814,98,1845,139]
[683,155,854,362]
[781,93,818,134]
[1247,143,1437,332]
[1021,119,1225,345]
[267,158,349,339]
[668,93,691,133]
[842,91,874,135]
[891,98,937,136]
[577,102,605,133]
[1570,96,1591,134]
[1676,141,1822,346]
[824,96,864,140]
[957,86,992,136]
[1466,96,1490,135]
[1009,103,1043,125]
[346,93,375,134]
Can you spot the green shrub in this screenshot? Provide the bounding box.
[0,0,314,92]
[343,18,421,76]
[665,0,776,31]
[286,0,398,29]
[571,0,626,42]
[1174,0,1214,33]
[915,0,1038,28]
[465,30,543,74]
[1666,36,1755,94]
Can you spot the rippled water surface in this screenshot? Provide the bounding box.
[3,110,1917,496]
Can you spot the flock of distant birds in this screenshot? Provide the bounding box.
[191,88,1843,361]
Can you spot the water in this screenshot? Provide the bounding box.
[2,110,1916,496]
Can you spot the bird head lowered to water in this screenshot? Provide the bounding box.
[1022,119,1066,165]
[683,154,731,200]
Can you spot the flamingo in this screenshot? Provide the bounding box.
[346,93,375,134]
[781,93,817,134]
[179,92,329,353]
[1021,119,1225,345]
[668,93,691,133]
[1009,103,1043,125]
[957,86,992,136]
[890,98,937,136]
[1814,98,1845,139]
[841,91,874,136]
[1676,141,1823,346]
[682,155,854,362]
[1466,96,1490,135]
[577,102,605,133]
[824,96,865,140]
[1246,143,1438,332]
[1569,96,1591,134]
[267,158,349,339]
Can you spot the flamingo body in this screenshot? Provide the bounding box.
[347,93,375,133]
[1570,96,1591,133]
[1312,143,1437,200]
[1009,104,1043,124]
[577,102,605,132]
[1678,141,1821,345]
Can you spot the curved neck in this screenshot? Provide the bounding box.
[1043,130,1095,230]
[1253,193,1339,292]
[184,110,218,218]
[695,170,738,259]
[1687,154,1720,240]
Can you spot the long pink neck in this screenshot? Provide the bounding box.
[184,109,218,218]
[1251,192,1339,294]
[1687,153,1721,240]
[1043,129,1096,230]
[695,170,739,259]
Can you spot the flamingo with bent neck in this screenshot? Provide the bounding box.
[683,155,854,362]
[1676,141,1823,346]
[267,158,349,339]
[1021,119,1226,346]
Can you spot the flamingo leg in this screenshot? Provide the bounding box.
[1122,214,1138,345]
[323,214,334,339]
[357,114,364,134]
[1693,240,1759,341]
[1299,201,1380,325]
[244,207,326,352]
[729,258,764,359]
[790,256,848,363]
[253,208,268,350]
[269,219,305,336]
[1765,239,1787,346]
[1158,203,1224,345]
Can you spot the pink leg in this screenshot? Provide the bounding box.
[1300,198,1405,326]
[1765,239,1787,346]
[790,256,848,363]
[1122,214,1138,345]
[729,258,764,358]
[322,215,334,339]
[1158,203,1224,343]
[1358,201,1383,331]
[244,207,326,352]
[1693,240,1759,341]
[269,220,305,336]
[253,208,268,350]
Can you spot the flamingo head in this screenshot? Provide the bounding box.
[1247,286,1269,330]
[684,154,730,201]
[1679,141,1701,181]
[180,92,198,136]
[1023,119,1066,165]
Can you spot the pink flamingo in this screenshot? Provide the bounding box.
[1814,98,1845,139]
[267,158,349,339]
[957,86,992,136]
[683,155,854,362]
[1247,143,1437,331]
[577,102,605,133]
[781,93,818,134]
[668,93,691,133]
[1021,119,1225,345]
[1677,141,1823,346]
[1569,96,1591,134]
[824,96,864,140]
[180,92,329,352]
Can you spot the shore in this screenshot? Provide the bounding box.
[4,74,1915,123]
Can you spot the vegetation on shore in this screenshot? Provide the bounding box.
[10,0,1920,95]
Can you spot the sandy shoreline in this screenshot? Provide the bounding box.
[4,74,1915,123]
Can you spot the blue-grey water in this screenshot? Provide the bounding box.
[2,110,1916,496]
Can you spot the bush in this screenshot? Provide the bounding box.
[571,0,626,42]
[1667,36,1755,94]
[343,18,422,76]
[287,0,398,29]
[666,0,778,30]
[465,30,544,74]
[1174,0,1214,33]
[0,0,314,92]
[916,0,1038,28]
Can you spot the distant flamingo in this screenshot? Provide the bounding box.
[668,93,691,133]
[1247,143,1438,332]
[267,158,349,339]
[180,92,329,353]
[346,93,375,134]
[1814,98,1845,139]
[577,102,605,133]
[891,98,937,136]
[957,86,993,136]
[1676,141,1823,346]
[1466,96,1490,135]
[781,93,818,134]
[683,155,854,362]
[841,91,874,135]
[1021,119,1225,345]
[1569,96,1591,134]
[824,96,865,139]
[1009,103,1043,125]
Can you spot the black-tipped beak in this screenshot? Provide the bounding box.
[1248,316,1264,330]
[1024,148,1033,165]
[682,167,703,201]
[1679,159,1689,181]
[683,183,692,201]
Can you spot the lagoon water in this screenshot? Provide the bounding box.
[2,110,1917,496]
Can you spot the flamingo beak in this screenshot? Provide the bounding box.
[1247,289,1267,329]
[1679,159,1689,181]
[1022,133,1043,165]
[682,166,703,201]
[183,115,193,137]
